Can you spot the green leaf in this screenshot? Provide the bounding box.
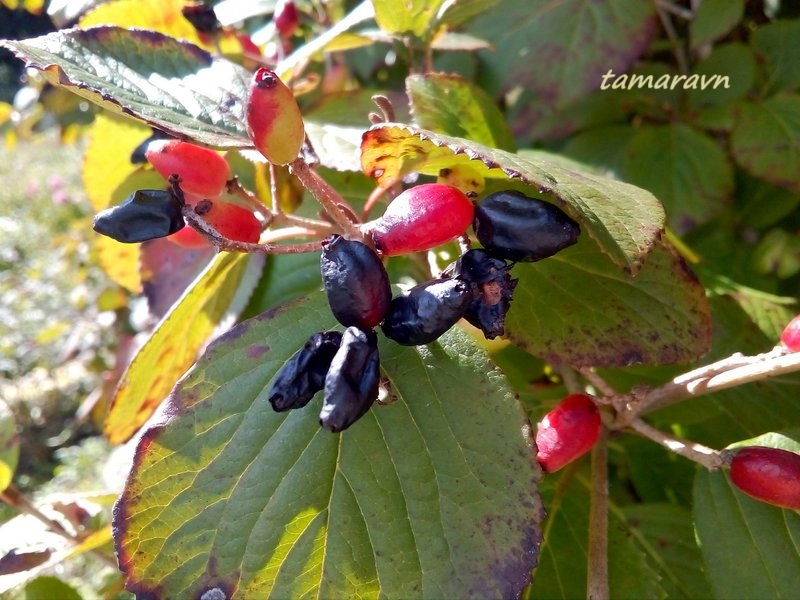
[622,124,733,228]
[0,399,18,493]
[103,252,264,444]
[373,0,445,37]
[113,292,543,599]
[24,575,83,600]
[469,0,656,108]
[435,0,498,29]
[361,124,666,275]
[687,43,756,110]
[240,250,322,320]
[0,27,251,148]
[562,125,637,175]
[505,238,711,367]
[693,431,800,599]
[751,19,800,94]
[407,72,516,151]
[736,172,800,229]
[731,93,800,194]
[689,0,744,49]
[621,504,712,599]
[530,476,667,600]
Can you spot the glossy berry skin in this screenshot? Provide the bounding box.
[145,139,231,197]
[451,249,518,339]
[780,315,800,351]
[320,327,380,432]
[246,68,305,165]
[381,278,472,346]
[363,183,474,257]
[474,190,580,262]
[321,235,392,329]
[167,224,209,248]
[269,331,343,412]
[274,0,299,37]
[93,189,184,243]
[535,393,601,473]
[729,446,800,510]
[194,199,261,243]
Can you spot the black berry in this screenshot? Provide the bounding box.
[451,249,518,339]
[473,190,580,262]
[92,189,184,243]
[381,278,472,346]
[320,327,380,432]
[321,235,392,329]
[268,331,343,412]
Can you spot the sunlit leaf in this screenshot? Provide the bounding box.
[92,233,142,294]
[694,431,800,599]
[362,123,665,274]
[113,292,543,599]
[0,399,18,493]
[78,0,202,44]
[373,0,446,37]
[104,252,261,444]
[1,27,251,148]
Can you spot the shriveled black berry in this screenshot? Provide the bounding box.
[268,331,343,412]
[130,129,169,164]
[181,2,220,34]
[451,249,518,340]
[320,327,380,432]
[92,189,184,243]
[473,190,580,262]
[381,278,472,346]
[321,235,392,329]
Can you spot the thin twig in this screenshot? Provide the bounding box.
[655,1,689,74]
[0,486,118,569]
[371,94,396,123]
[627,419,723,470]
[289,158,363,240]
[636,348,800,415]
[578,367,617,398]
[586,428,609,600]
[656,0,693,20]
[269,162,281,215]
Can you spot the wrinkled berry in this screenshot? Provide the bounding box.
[381,278,472,346]
[246,68,305,165]
[320,327,380,432]
[269,331,343,412]
[729,446,800,510]
[780,315,800,352]
[130,129,170,164]
[93,189,184,243]
[535,393,601,473]
[321,235,392,329]
[362,183,475,256]
[145,139,231,197]
[181,1,220,34]
[474,190,580,262]
[450,249,518,339]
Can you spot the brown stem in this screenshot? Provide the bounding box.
[269,162,281,215]
[289,158,363,239]
[0,486,118,569]
[656,0,689,74]
[627,419,723,470]
[587,428,609,600]
[371,94,396,123]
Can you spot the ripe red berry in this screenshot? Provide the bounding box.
[193,199,261,243]
[246,68,305,165]
[145,139,231,197]
[535,393,601,473]
[166,223,209,248]
[362,183,474,257]
[780,315,800,351]
[274,0,299,38]
[728,446,800,510]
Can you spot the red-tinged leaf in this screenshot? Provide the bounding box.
[113,292,543,599]
[0,549,52,576]
[361,123,665,275]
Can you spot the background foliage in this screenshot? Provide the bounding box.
[0,0,798,598]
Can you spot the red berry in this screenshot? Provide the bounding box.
[780,315,800,351]
[194,199,261,243]
[729,446,800,510]
[274,0,299,38]
[362,183,474,256]
[167,224,209,248]
[246,68,305,166]
[535,393,601,473]
[145,139,230,197]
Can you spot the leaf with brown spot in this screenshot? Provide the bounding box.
[361,123,665,274]
[113,292,543,599]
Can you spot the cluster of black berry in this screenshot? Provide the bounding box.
[269,189,580,432]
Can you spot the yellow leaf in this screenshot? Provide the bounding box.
[79,0,203,45]
[67,525,113,558]
[93,235,142,293]
[22,0,44,14]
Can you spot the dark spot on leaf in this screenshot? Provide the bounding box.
[245,344,269,359]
